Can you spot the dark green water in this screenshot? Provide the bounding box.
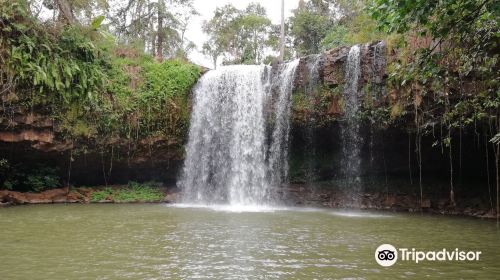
[0,204,499,279]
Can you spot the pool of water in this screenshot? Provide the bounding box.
[0,204,499,279]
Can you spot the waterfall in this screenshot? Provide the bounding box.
[268,59,300,192]
[341,45,363,186]
[303,55,322,187]
[179,61,298,206]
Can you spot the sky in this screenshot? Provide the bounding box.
[185,0,300,68]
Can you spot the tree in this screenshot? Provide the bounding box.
[202,3,272,66]
[201,4,239,68]
[36,0,110,24]
[55,0,75,23]
[289,0,333,55]
[202,39,222,69]
[289,0,380,54]
[320,1,385,50]
[112,0,197,59]
[279,0,285,61]
[266,22,294,62]
[238,3,271,64]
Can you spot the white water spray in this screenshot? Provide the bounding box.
[179,61,298,206]
[341,45,363,185]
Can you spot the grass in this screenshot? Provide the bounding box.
[90,187,113,202]
[90,182,164,203]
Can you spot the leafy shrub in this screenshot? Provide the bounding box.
[0,1,108,108]
[90,182,164,202]
[90,187,113,202]
[0,159,15,190]
[0,160,61,192]
[24,167,61,192]
[113,182,164,202]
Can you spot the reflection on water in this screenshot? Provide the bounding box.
[0,204,499,279]
[329,211,393,218]
[171,203,289,213]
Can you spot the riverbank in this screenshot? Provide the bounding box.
[0,184,179,206]
[284,184,498,220]
[1,185,496,220]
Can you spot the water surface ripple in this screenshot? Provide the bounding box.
[0,204,499,279]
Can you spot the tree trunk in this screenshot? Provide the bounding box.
[495,116,499,225]
[279,0,285,61]
[156,0,165,62]
[55,0,75,24]
[496,142,499,224]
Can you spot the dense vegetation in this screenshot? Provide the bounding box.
[89,181,164,202]
[368,0,499,207]
[0,0,200,191]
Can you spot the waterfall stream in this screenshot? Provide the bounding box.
[179,61,298,206]
[267,60,300,194]
[341,45,363,187]
[303,54,322,188]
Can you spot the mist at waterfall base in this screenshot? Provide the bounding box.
[177,61,299,209]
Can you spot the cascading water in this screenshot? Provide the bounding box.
[303,55,322,188]
[368,41,387,168]
[179,61,298,206]
[268,59,300,192]
[340,45,363,187]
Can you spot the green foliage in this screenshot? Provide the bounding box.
[0,1,201,157]
[136,60,200,139]
[113,0,198,60]
[90,182,164,202]
[203,3,272,66]
[290,2,332,55]
[0,160,61,192]
[90,187,113,202]
[291,0,390,55]
[368,0,497,39]
[91,15,105,29]
[321,25,350,49]
[24,167,61,192]
[1,2,107,108]
[367,0,499,136]
[291,85,339,127]
[0,159,14,190]
[142,60,200,99]
[113,181,164,202]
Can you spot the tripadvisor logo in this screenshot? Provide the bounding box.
[375,244,398,267]
[375,244,482,267]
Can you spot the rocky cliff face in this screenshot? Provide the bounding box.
[0,108,184,186]
[286,42,492,209]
